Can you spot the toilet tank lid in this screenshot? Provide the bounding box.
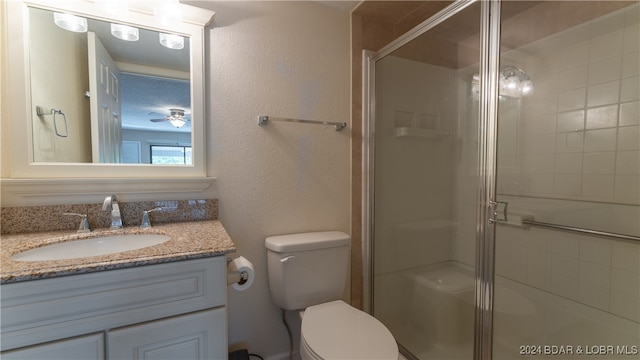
[265,231,350,252]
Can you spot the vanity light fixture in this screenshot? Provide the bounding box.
[111,23,139,41]
[159,33,184,50]
[95,0,129,15]
[154,0,184,26]
[499,65,534,98]
[53,12,88,33]
[471,66,534,99]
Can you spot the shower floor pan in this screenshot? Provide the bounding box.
[383,261,638,360]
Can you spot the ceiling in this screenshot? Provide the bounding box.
[353,0,635,69]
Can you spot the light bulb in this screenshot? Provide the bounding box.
[154,0,183,26]
[111,24,139,41]
[520,79,534,96]
[169,118,186,128]
[499,66,534,98]
[159,33,184,50]
[505,75,519,90]
[53,13,88,33]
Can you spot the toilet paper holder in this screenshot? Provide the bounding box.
[227,268,249,286]
[226,257,250,286]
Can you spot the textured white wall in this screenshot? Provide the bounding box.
[195,1,351,357]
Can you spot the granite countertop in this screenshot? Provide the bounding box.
[1,220,236,284]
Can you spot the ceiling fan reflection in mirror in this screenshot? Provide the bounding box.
[149,108,191,128]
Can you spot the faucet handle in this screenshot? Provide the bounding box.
[63,213,91,233]
[140,207,162,229]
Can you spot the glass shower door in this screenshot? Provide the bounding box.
[494,1,640,358]
[370,2,484,359]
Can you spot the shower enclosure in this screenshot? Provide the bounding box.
[364,1,639,359]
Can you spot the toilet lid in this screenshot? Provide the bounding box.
[301,300,398,360]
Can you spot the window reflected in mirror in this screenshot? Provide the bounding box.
[150,145,192,165]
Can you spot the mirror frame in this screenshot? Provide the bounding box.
[2,0,214,201]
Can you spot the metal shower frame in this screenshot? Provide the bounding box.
[363,1,502,359]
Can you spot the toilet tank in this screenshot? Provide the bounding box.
[265,231,350,310]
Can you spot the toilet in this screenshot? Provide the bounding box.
[265,231,398,360]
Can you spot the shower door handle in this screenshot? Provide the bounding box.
[489,201,508,223]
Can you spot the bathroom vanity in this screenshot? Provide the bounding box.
[1,221,236,359]
[0,0,232,356]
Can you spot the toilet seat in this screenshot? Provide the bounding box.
[301,300,398,360]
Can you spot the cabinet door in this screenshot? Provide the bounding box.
[1,333,104,360]
[108,308,226,360]
[2,256,226,352]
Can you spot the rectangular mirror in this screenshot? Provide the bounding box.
[2,0,213,181]
[29,7,192,164]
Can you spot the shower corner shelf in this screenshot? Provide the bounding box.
[394,127,449,139]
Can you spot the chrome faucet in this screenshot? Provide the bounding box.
[102,194,123,229]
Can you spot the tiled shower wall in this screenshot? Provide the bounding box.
[371,56,457,276]
[495,4,639,324]
[496,221,639,323]
[499,4,639,203]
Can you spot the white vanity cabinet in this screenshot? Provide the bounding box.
[1,257,228,359]
[108,308,225,359]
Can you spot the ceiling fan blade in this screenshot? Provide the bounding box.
[148,109,191,123]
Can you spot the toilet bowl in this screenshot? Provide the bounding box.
[265,231,398,360]
[300,300,397,360]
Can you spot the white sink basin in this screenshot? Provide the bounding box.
[11,234,171,261]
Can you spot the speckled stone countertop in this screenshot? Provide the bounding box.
[1,221,236,284]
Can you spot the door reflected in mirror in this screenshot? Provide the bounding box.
[29,7,192,164]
